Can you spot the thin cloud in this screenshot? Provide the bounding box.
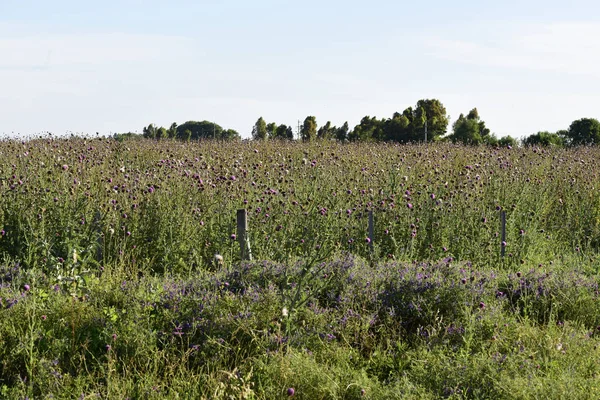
[0,30,195,70]
[424,22,600,77]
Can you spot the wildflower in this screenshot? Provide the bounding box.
[214,254,223,267]
[282,307,288,317]
[479,302,485,309]
[24,284,30,291]
[407,203,413,209]
[365,237,371,244]
[287,388,295,396]
[41,315,47,320]
[231,234,237,240]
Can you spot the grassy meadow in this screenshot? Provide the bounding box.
[2,138,600,398]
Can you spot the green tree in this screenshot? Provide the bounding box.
[301,116,317,142]
[274,124,293,140]
[336,122,349,142]
[350,116,383,141]
[522,131,566,147]
[222,129,240,140]
[157,127,169,140]
[449,108,492,145]
[415,98,449,139]
[566,118,600,145]
[266,122,277,139]
[252,117,267,140]
[168,122,178,139]
[176,121,223,140]
[142,124,158,139]
[317,121,337,140]
[383,112,411,142]
[498,135,517,147]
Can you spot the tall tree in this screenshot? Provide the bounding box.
[301,116,317,142]
[317,121,337,140]
[566,118,600,145]
[336,122,349,142]
[522,131,566,147]
[266,122,278,139]
[383,112,411,142]
[168,122,178,139]
[415,99,449,139]
[449,108,492,145]
[142,124,158,139]
[157,127,169,140]
[252,117,268,140]
[274,124,293,140]
[350,116,383,141]
[177,121,223,140]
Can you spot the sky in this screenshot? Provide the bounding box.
[1,0,600,139]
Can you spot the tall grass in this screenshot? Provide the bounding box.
[1,138,600,398]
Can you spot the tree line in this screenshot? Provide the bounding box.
[134,99,600,146]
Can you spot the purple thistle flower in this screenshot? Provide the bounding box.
[287,388,295,396]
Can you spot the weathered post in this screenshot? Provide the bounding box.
[237,209,252,261]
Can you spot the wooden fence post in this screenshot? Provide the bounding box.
[237,209,252,261]
[500,210,506,257]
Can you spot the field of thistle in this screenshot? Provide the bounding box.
[2,137,600,398]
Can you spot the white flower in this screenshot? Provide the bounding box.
[214,254,224,266]
[282,307,289,317]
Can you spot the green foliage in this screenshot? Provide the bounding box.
[523,131,567,147]
[566,118,600,146]
[266,122,277,139]
[498,135,517,147]
[274,124,294,140]
[112,132,143,142]
[351,99,448,143]
[142,121,239,141]
[449,108,492,145]
[252,117,268,140]
[301,116,317,142]
[349,116,383,142]
[3,139,600,397]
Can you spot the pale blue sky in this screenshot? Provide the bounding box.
[2,0,600,139]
